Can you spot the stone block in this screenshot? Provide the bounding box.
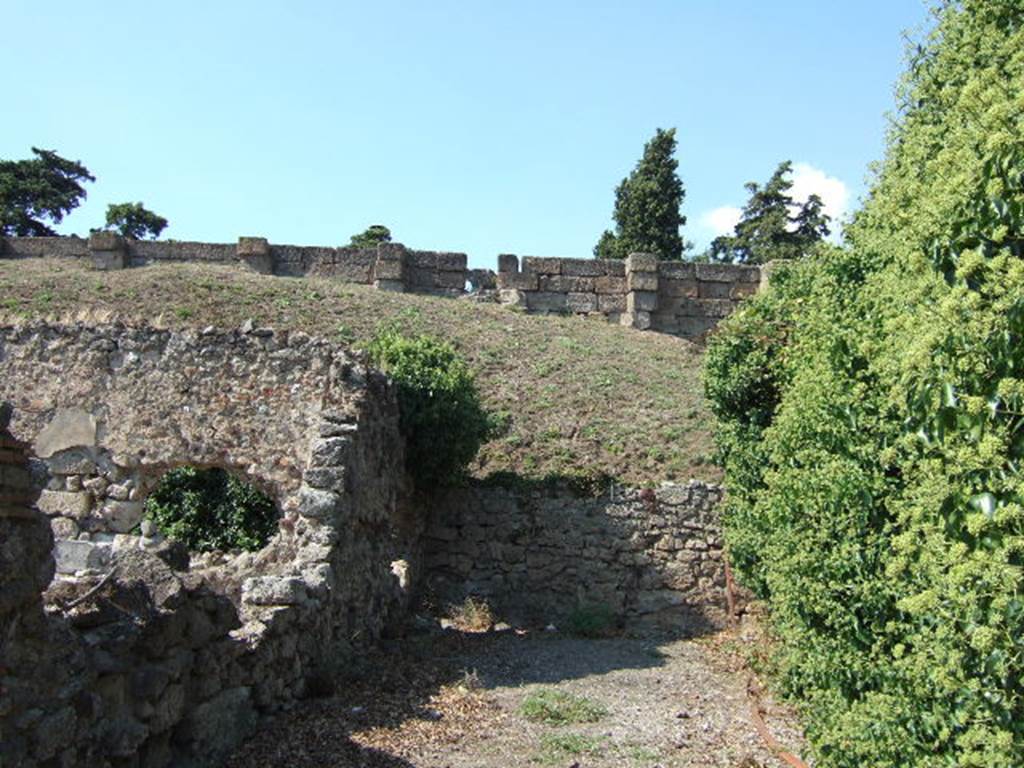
[598,294,626,313]
[627,291,658,312]
[497,272,538,291]
[627,271,659,292]
[658,261,696,280]
[435,252,467,271]
[310,437,351,467]
[180,687,256,764]
[562,259,606,277]
[373,258,404,280]
[376,243,406,261]
[88,231,122,251]
[296,486,339,519]
[498,288,527,307]
[695,263,744,282]
[678,316,719,337]
[89,232,127,270]
[34,408,97,458]
[698,280,733,299]
[102,501,144,533]
[540,275,593,292]
[625,253,658,273]
[37,489,92,518]
[621,310,651,331]
[526,291,569,313]
[522,256,562,275]
[435,270,467,290]
[650,313,681,333]
[236,237,272,274]
[242,576,308,606]
[55,539,111,573]
[594,276,626,294]
[697,298,736,317]
[602,259,627,276]
[497,253,519,273]
[567,292,598,313]
[659,278,699,298]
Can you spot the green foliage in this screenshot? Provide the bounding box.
[349,224,392,248]
[594,128,686,260]
[565,602,616,637]
[704,4,1024,766]
[105,202,168,239]
[367,327,491,488]
[144,467,278,552]
[0,147,94,236]
[709,160,830,264]
[519,689,607,725]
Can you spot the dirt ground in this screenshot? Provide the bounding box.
[224,617,806,768]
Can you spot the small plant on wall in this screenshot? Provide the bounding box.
[144,466,277,552]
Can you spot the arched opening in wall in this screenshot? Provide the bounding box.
[143,466,280,555]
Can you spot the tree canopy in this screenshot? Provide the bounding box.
[349,224,392,248]
[708,160,830,264]
[0,148,94,236]
[594,128,686,260]
[105,202,168,240]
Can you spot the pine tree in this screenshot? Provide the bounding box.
[594,128,686,260]
[710,160,830,264]
[0,148,94,236]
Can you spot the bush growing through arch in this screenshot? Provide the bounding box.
[144,466,278,552]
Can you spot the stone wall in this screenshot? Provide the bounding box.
[422,481,732,632]
[0,322,416,767]
[497,253,760,337]
[2,236,764,339]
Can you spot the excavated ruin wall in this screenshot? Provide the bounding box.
[0,322,415,767]
[423,481,733,632]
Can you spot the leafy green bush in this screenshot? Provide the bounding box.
[367,327,491,488]
[705,4,1024,766]
[144,467,278,552]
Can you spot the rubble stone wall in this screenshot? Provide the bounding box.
[422,481,732,631]
[0,322,415,768]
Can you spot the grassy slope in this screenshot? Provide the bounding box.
[0,259,717,485]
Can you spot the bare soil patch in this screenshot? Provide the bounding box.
[224,620,805,768]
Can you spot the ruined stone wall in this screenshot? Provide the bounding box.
[422,481,731,632]
[497,253,760,338]
[0,322,415,768]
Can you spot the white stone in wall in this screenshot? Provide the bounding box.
[33,409,97,458]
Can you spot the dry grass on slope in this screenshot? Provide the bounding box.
[0,258,717,485]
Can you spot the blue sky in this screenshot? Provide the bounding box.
[5,1,929,268]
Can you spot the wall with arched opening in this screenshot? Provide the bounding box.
[0,322,417,767]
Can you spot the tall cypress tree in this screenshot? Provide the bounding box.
[594,128,686,260]
[709,160,830,264]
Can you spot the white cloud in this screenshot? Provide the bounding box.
[701,205,742,236]
[789,162,850,226]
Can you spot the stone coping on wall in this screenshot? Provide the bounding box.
[1,235,765,339]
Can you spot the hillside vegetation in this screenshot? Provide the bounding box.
[706,2,1024,766]
[0,258,714,487]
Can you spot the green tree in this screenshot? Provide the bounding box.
[594,128,686,260]
[709,160,830,264]
[105,202,168,239]
[349,224,392,248]
[0,147,94,236]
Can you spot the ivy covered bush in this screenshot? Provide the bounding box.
[144,467,278,552]
[367,327,491,488]
[704,3,1024,766]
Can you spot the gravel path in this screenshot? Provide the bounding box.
[225,622,806,768]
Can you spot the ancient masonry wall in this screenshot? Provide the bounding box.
[497,253,760,336]
[422,481,733,631]
[1,236,762,339]
[0,322,416,768]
